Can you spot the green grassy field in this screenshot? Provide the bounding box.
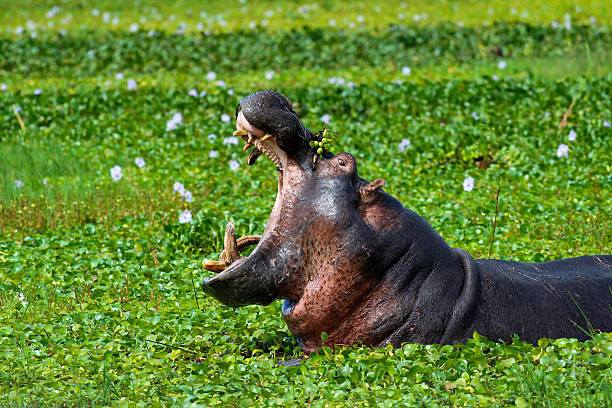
[1,0,611,406]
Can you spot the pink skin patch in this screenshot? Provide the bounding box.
[236,111,266,137]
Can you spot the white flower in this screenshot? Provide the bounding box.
[556,143,569,158]
[402,66,412,76]
[510,7,517,15]
[103,12,111,23]
[110,166,122,181]
[206,71,216,81]
[216,80,226,87]
[497,60,507,70]
[492,74,499,81]
[229,160,240,171]
[228,89,234,96]
[87,50,95,59]
[112,17,119,25]
[188,89,198,97]
[183,190,193,203]
[115,72,124,80]
[209,150,218,158]
[392,79,403,85]
[15,179,24,189]
[328,77,337,85]
[127,79,137,90]
[462,176,474,192]
[328,19,336,26]
[196,22,204,31]
[208,133,217,140]
[224,136,239,145]
[568,130,576,141]
[551,21,559,29]
[413,14,421,22]
[249,21,256,29]
[200,90,207,97]
[397,13,405,20]
[134,157,146,168]
[398,139,411,152]
[33,88,42,95]
[604,120,611,128]
[564,21,572,30]
[92,9,99,16]
[179,210,193,224]
[221,113,231,123]
[43,178,48,186]
[471,112,479,120]
[589,17,596,25]
[357,15,365,22]
[347,81,355,89]
[173,182,186,194]
[129,23,139,32]
[336,77,346,86]
[265,70,275,80]
[0,84,7,91]
[166,113,183,131]
[320,114,331,124]
[147,30,156,37]
[544,112,550,118]
[349,22,356,28]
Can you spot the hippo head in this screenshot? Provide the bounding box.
[202,91,457,351]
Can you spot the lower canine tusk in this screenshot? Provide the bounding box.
[260,133,274,141]
[233,129,249,137]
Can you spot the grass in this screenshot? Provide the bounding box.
[0,0,611,406]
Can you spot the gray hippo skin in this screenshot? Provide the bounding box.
[202,90,612,352]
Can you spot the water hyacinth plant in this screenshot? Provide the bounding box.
[0,0,611,406]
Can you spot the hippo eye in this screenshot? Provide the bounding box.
[338,158,346,167]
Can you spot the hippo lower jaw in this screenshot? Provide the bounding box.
[202,106,308,306]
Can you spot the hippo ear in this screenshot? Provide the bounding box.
[359,178,386,203]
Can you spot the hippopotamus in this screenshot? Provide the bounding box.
[202,90,612,352]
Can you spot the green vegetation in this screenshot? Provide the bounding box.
[0,0,610,406]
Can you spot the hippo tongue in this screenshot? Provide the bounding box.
[248,148,262,166]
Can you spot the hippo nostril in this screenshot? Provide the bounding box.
[338,158,346,167]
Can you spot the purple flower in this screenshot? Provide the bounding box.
[209,150,218,158]
[568,130,576,141]
[556,144,569,158]
[229,160,239,171]
[497,60,507,70]
[173,182,186,195]
[127,79,137,90]
[320,114,331,124]
[462,176,474,192]
[401,66,411,76]
[224,136,239,146]
[603,120,611,128]
[221,113,231,123]
[188,89,199,97]
[134,157,146,168]
[398,139,411,152]
[179,210,193,224]
[15,179,24,189]
[110,166,122,181]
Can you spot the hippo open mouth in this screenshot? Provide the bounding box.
[202,90,320,307]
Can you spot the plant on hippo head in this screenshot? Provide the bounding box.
[309,124,337,161]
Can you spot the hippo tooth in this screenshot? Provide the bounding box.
[233,129,249,137]
[260,133,274,142]
[242,141,254,152]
